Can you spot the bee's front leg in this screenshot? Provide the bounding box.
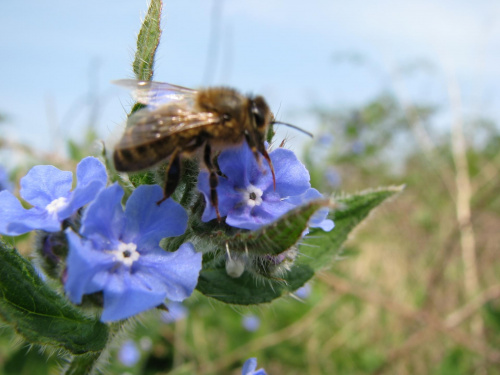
[203,142,221,222]
[157,148,181,205]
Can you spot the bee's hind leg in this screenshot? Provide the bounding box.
[157,148,181,206]
[203,142,221,222]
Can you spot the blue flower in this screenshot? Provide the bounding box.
[0,157,107,236]
[242,358,267,375]
[242,314,261,332]
[118,340,140,367]
[198,142,330,231]
[285,188,334,232]
[160,302,188,323]
[64,183,202,322]
[0,166,13,192]
[294,283,312,299]
[325,167,341,188]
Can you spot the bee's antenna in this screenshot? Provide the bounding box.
[271,121,313,138]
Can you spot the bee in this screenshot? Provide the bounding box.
[113,80,310,220]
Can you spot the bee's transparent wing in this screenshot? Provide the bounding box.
[112,79,197,110]
[115,106,221,149]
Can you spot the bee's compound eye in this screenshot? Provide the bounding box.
[251,96,270,129]
[222,113,232,122]
[252,104,266,128]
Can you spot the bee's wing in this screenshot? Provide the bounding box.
[112,79,197,110]
[115,106,221,149]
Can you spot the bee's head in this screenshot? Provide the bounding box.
[250,96,272,140]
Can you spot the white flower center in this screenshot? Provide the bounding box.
[110,242,140,267]
[45,197,69,216]
[241,185,263,207]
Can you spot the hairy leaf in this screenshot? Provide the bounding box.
[133,0,162,82]
[0,240,108,354]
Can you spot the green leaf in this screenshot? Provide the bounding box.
[0,240,108,354]
[299,186,404,270]
[133,0,162,82]
[196,186,403,305]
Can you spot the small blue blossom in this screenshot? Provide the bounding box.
[64,183,202,322]
[160,302,188,323]
[118,340,140,367]
[325,167,341,188]
[242,314,261,332]
[295,283,312,299]
[351,139,365,154]
[242,358,267,375]
[0,166,13,192]
[198,142,331,231]
[286,188,334,232]
[0,157,107,236]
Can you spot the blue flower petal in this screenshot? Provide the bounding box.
[286,188,334,232]
[242,358,257,375]
[122,185,188,249]
[271,148,310,197]
[217,143,253,188]
[20,165,73,207]
[0,191,60,235]
[226,199,295,230]
[65,229,116,304]
[8,209,60,234]
[101,272,168,322]
[80,184,125,246]
[58,157,107,219]
[242,358,267,375]
[198,171,241,222]
[161,302,188,323]
[137,243,202,302]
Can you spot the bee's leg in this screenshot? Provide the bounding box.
[259,147,276,190]
[203,142,221,221]
[156,148,181,206]
[245,134,276,190]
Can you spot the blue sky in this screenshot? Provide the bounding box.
[1,0,499,161]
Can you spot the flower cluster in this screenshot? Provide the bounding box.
[0,138,332,324]
[0,157,202,322]
[197,142,333,232]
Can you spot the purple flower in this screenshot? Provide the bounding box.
[0,157,107,236]
[160,302,188,323]
[118,340,140,367]
[198,142,330,231]
[64,183,202,322]
[242,358,267,375]
[242,314,261,332]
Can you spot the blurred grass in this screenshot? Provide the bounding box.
[2,73,500,374]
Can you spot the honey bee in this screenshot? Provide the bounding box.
[113,79,310,220]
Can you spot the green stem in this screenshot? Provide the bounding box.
[64,352,102,375]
